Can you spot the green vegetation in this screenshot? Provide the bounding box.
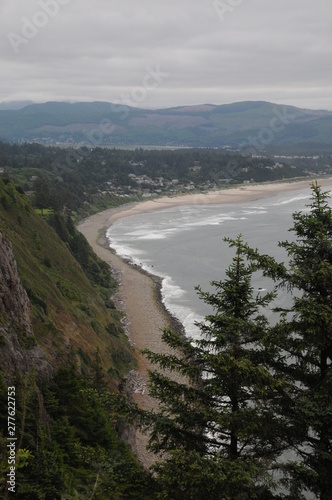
[0,140,307,221]
[0,369,154,498]
[0,179,155,497]
[246,182,332,498]
[0,134,331,498]
[0,179,131,375]
[127,184,332,499]
[1,101,332,149]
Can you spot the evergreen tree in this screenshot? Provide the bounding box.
[278,184,332,499]
[245,183,332,499]
[140,236,285,498]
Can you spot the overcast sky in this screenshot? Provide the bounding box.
[1,0,332,110]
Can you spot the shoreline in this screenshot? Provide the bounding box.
[98,226,185,338]
[77,176,332,466]
[79,215,185,468]
[90,176,332,226]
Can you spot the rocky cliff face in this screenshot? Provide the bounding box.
[0,232,52,382]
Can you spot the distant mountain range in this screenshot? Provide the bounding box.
[0,100,34,110]
[0,100,331,150]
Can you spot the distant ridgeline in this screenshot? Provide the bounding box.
[0,179,154,498]
[0,100,332,150]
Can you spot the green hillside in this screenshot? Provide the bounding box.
[0,179,134,381]
[1,100,332,149]
[0,180,154,498]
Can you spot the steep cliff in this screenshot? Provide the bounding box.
[0,180,152,498]
[0,232,52,380]
[0,179,136,384]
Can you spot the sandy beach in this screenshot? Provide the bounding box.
[95,177,332,225]
[77,177,332,466]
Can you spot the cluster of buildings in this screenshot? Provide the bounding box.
[101,174,204,198]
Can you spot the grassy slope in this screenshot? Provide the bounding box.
[0,179,157,498]
[0,180,135,385]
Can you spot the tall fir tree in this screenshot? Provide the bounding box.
[245,182,332,499]
[279,183,332,499]
[140,235,285,499]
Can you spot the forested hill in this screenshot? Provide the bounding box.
[0,179,153,497]
[1,100,332,149]
[0,141,309,221]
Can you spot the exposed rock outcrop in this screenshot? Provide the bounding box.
[0,232,52,382]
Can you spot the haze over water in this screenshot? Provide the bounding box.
[107,184,332,337]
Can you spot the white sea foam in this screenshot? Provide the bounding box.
[125,228,153,237]
[242,210,267,215]
[273,194,310,206]
[137,232,167,240]
[109,243,146,266]
[162,276,186,299]
[183,313,205,339]
[107,230,202,336]
[124,223,180,241]
[107,235,203,337]
[106,189,325,341]
[160,276,204,338]
[106,228,152,268]
[182,214,247,228]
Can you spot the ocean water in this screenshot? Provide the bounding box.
[106,184,332,338]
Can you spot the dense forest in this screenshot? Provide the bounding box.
[0,140,308,220]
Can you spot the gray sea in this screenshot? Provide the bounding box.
[106,183,332,338]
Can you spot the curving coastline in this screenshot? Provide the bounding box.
[78,210,183,468]
[77,177,332,466]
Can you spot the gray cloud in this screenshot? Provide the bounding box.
[1,0,332,110]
